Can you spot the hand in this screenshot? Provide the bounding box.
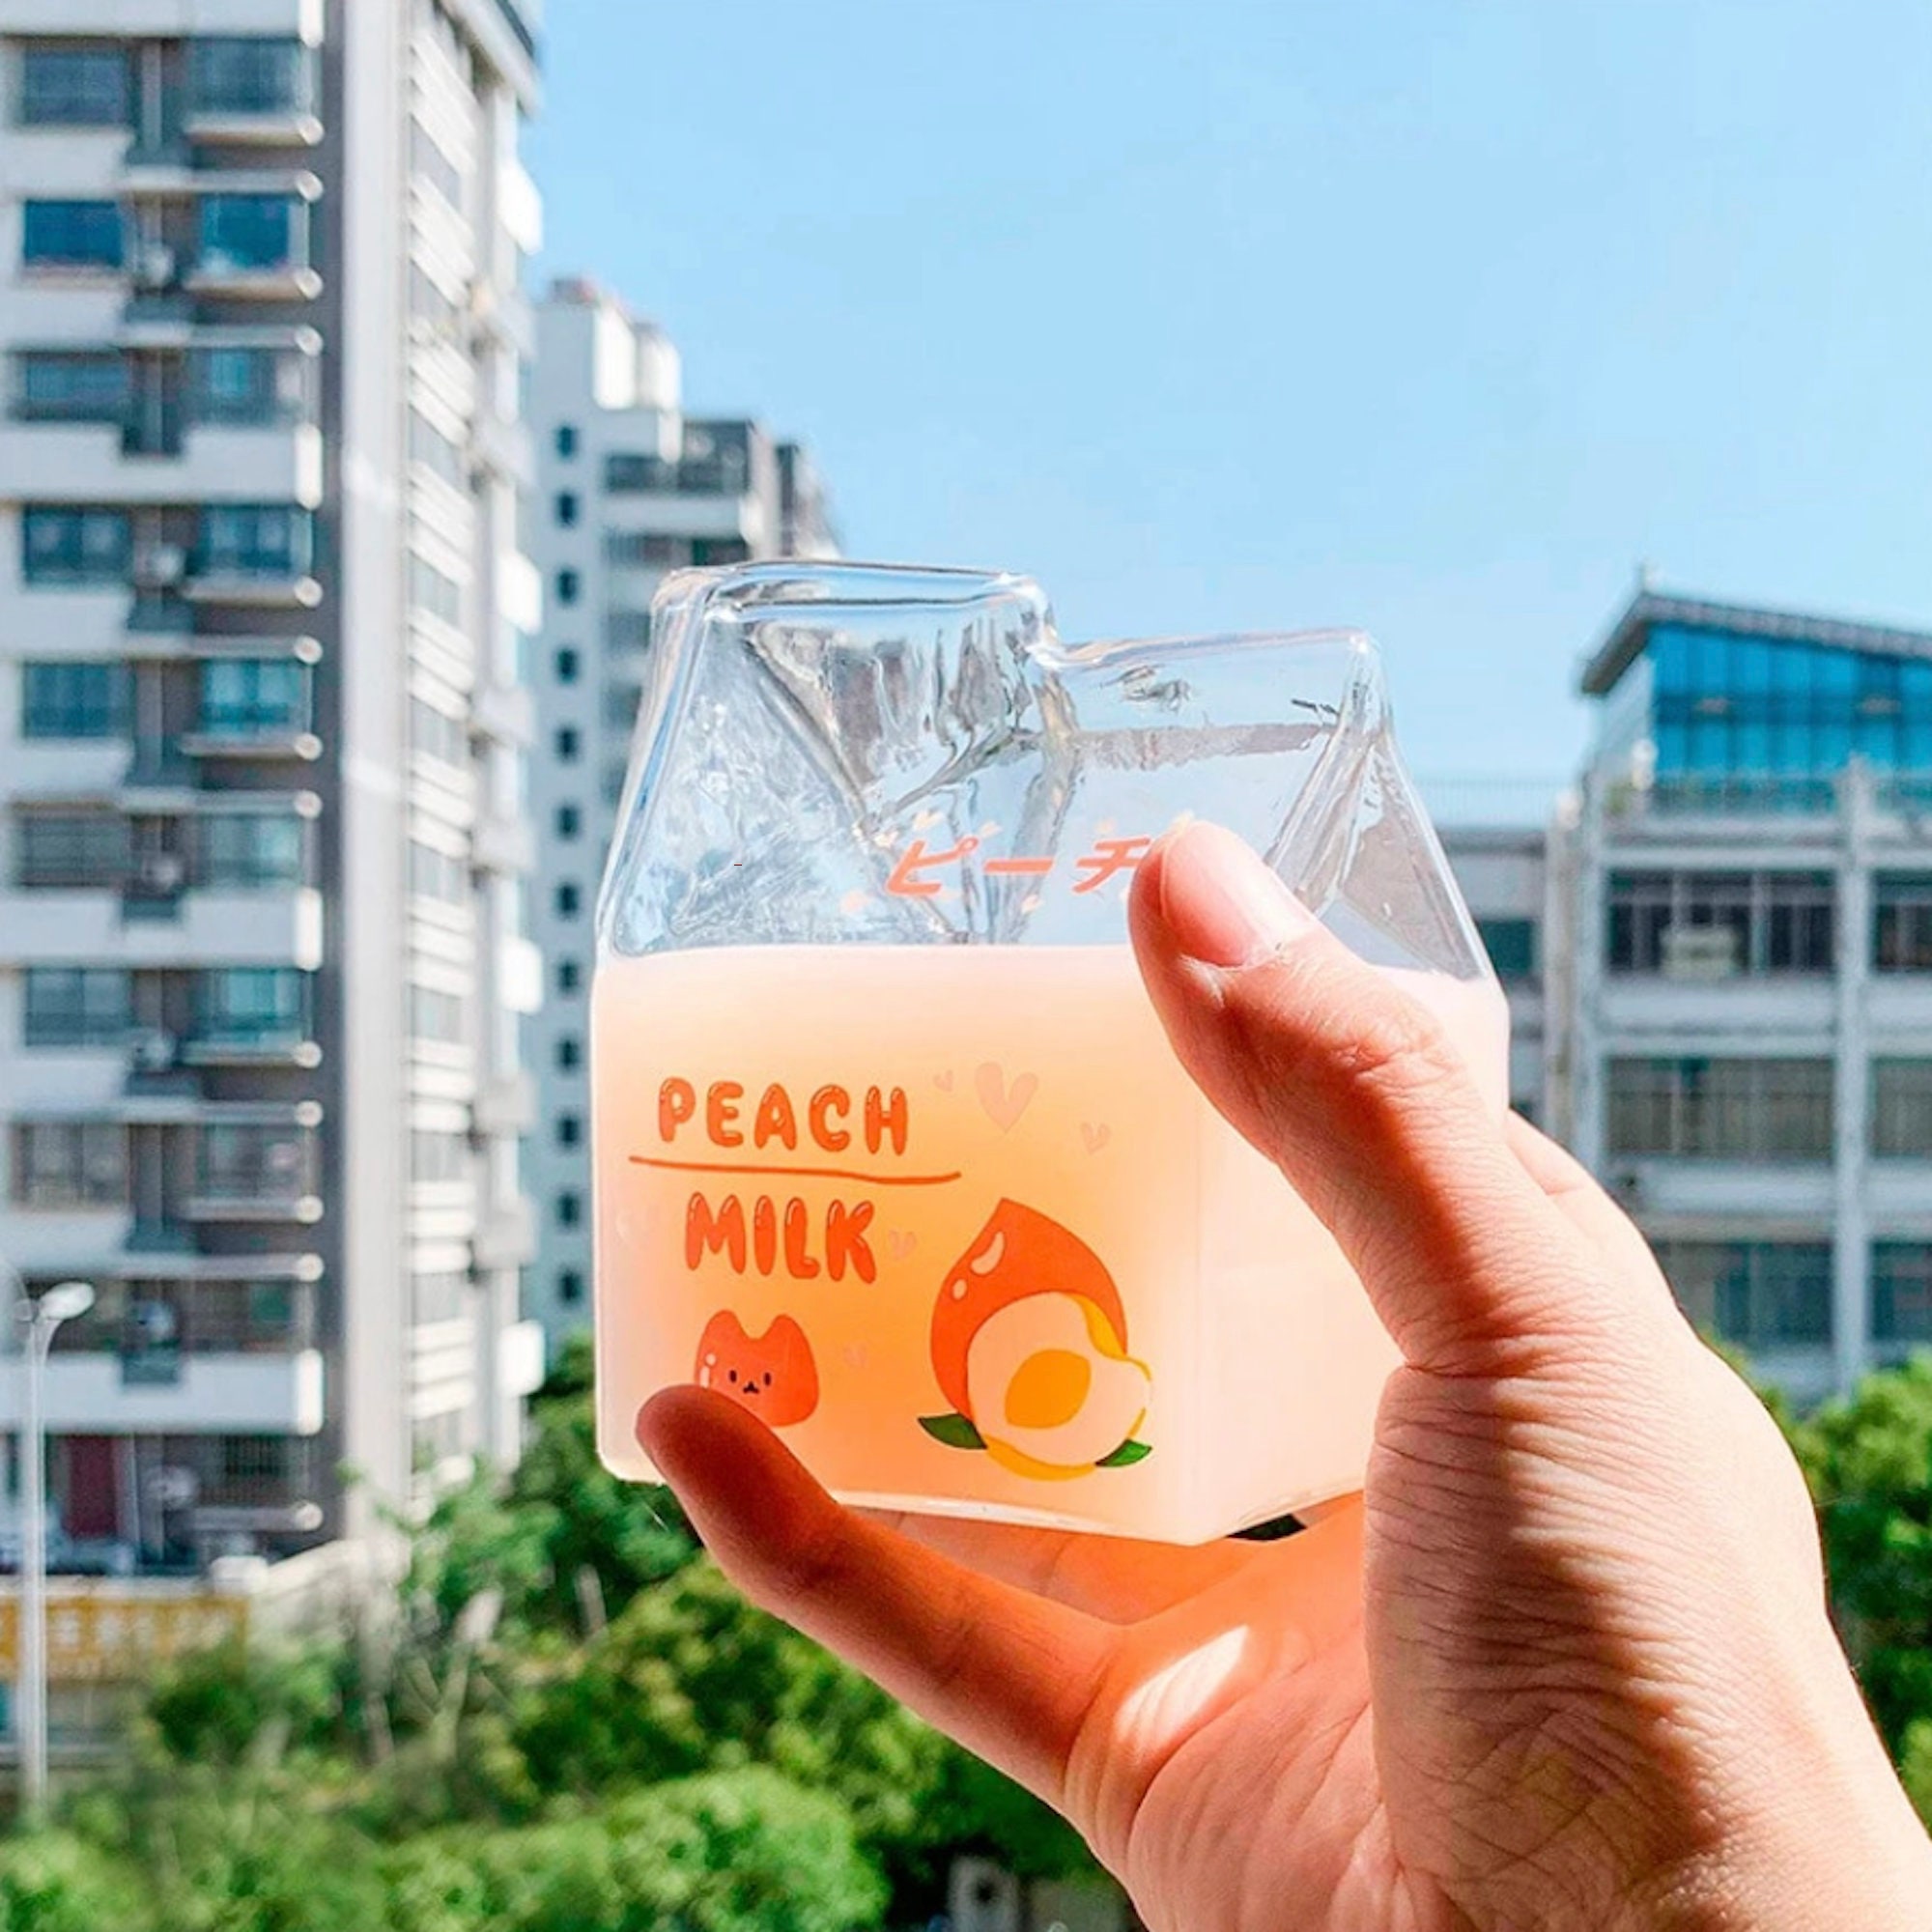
[639,821,1932,1931]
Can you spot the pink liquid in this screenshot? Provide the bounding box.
[593,944,1507,1544]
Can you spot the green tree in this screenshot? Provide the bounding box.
[0,1831,147,1932]
[1786,1353,1932,1758]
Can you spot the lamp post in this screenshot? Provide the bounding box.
[14,1280,93,1825]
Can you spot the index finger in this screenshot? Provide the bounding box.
[639,1387,1113,1804]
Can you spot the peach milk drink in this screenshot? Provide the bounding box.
[593,564,1507,1545]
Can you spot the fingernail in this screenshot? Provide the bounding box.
[1157,821,1315,968]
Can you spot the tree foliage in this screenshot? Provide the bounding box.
[0,1341,1100,1927]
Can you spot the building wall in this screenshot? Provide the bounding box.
[0,0,541,1572]
[524,280,836,1344]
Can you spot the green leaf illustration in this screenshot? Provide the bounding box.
[919,1412,986,1451]
[1096,1438,1152,1467]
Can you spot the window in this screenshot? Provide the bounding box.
[15,812,126,888]
[692,537,752,567]
[409,555,464,627]
[1606,1059,1834,1160]
[198,505,311,578]
[554,647,580,683]
[14,1122,124,1207]
[409,985,466,1044]
[1606,870,1834,976]
[189,38,315,118]
[1875,876,1932,973]
[199,660,308,733]
[21,662,125,738]
[555,882,581,918]
[189,347,304,426]
[409,839,468,905]
[555,569,580,607]
[19,46,128,127]
[21,200,122,270]
[557,1268,584,1305]
[198,968,307,1044]
[556,1191,582,1228]
[409,410,466,488]
[200,1124,312,1201]
[1651,1240,1832,1348]
[555,1037,582,1071]
[555,424,578,460]
[13,351,128,420]
[556,958,582,995]
[197,195,303,276]
[555,491,579,527]
[606,531,688,568]
[412,1271,468,1324]
[556,1114,582,1149]
[410,697,467,768]
[556,805,581,840]
[22,507,130,584]
[23,969,127,1047]
[1874,1243,1932,1347]
[1476,917,1536,980]
[608,610,652,651]
[198,815,304,889]
[411,1131,469,1185]
[555,726,581,762]
[410,118,465,208]
[1873,1061,1932,1157]
[409,265,460,332]
[215,1434,304,1485]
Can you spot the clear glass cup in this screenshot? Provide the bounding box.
[593,562,1505,1543]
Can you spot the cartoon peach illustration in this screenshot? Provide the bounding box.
[920,1200,1151,1478]
[694,1310,819,1427]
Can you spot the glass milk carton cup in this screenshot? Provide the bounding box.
[593,562,1505,1544]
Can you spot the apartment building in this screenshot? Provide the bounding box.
[525,277,837,1344]
[1552,589,1932,1402]
[0,0,546,1578]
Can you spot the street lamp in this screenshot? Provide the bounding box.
[14,1279,93,1825]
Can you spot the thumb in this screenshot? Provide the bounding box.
[1127,821,1637,1372]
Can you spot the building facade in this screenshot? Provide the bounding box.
[1438,820,1548,1128]
[525,277,837,1344]
[1553,590,1932,1402]
[0,0,545,1578]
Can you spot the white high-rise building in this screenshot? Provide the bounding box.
[0,0,546,1577]
[526,278,837,1345]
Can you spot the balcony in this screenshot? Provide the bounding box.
[472,1069,536,1136]
[180,1025,322,1070]
[472,813,536,875]
[472,1197,536,1270]
[471,680,535,747]
[1597,975,1838,1041]
[0,888,324,969]
[184,566,322,611]
[178,718,323,762]
[0,1351,324,1435]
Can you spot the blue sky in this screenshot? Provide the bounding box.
[528,1,1932,781]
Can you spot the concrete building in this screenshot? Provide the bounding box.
[1553,589,1932,1402]
[525,277,837,1344]
[0,0,547,1594]
[1438,817,1549,1128]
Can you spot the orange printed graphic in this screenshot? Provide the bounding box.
[919,1200,1151,1479]
[695,1309,820,1427]
[1072,836,1153,894]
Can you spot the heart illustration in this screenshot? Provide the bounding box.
[841,1343,870,1370]
[932,1069,954,1093]
[975,1062,1038,1132]
[1080,1122,1111,1154]
[888,1230,917,1262]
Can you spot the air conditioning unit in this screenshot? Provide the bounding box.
[138,852,185,893]
[138,544,186,588]
[136,244,176,290]
[1662,925,1741,981]
[128,1028,177,1072]
[128,1299,179,1346]
[146,1465,198,1510]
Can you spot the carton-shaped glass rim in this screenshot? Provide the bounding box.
[597,559,1492,982]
